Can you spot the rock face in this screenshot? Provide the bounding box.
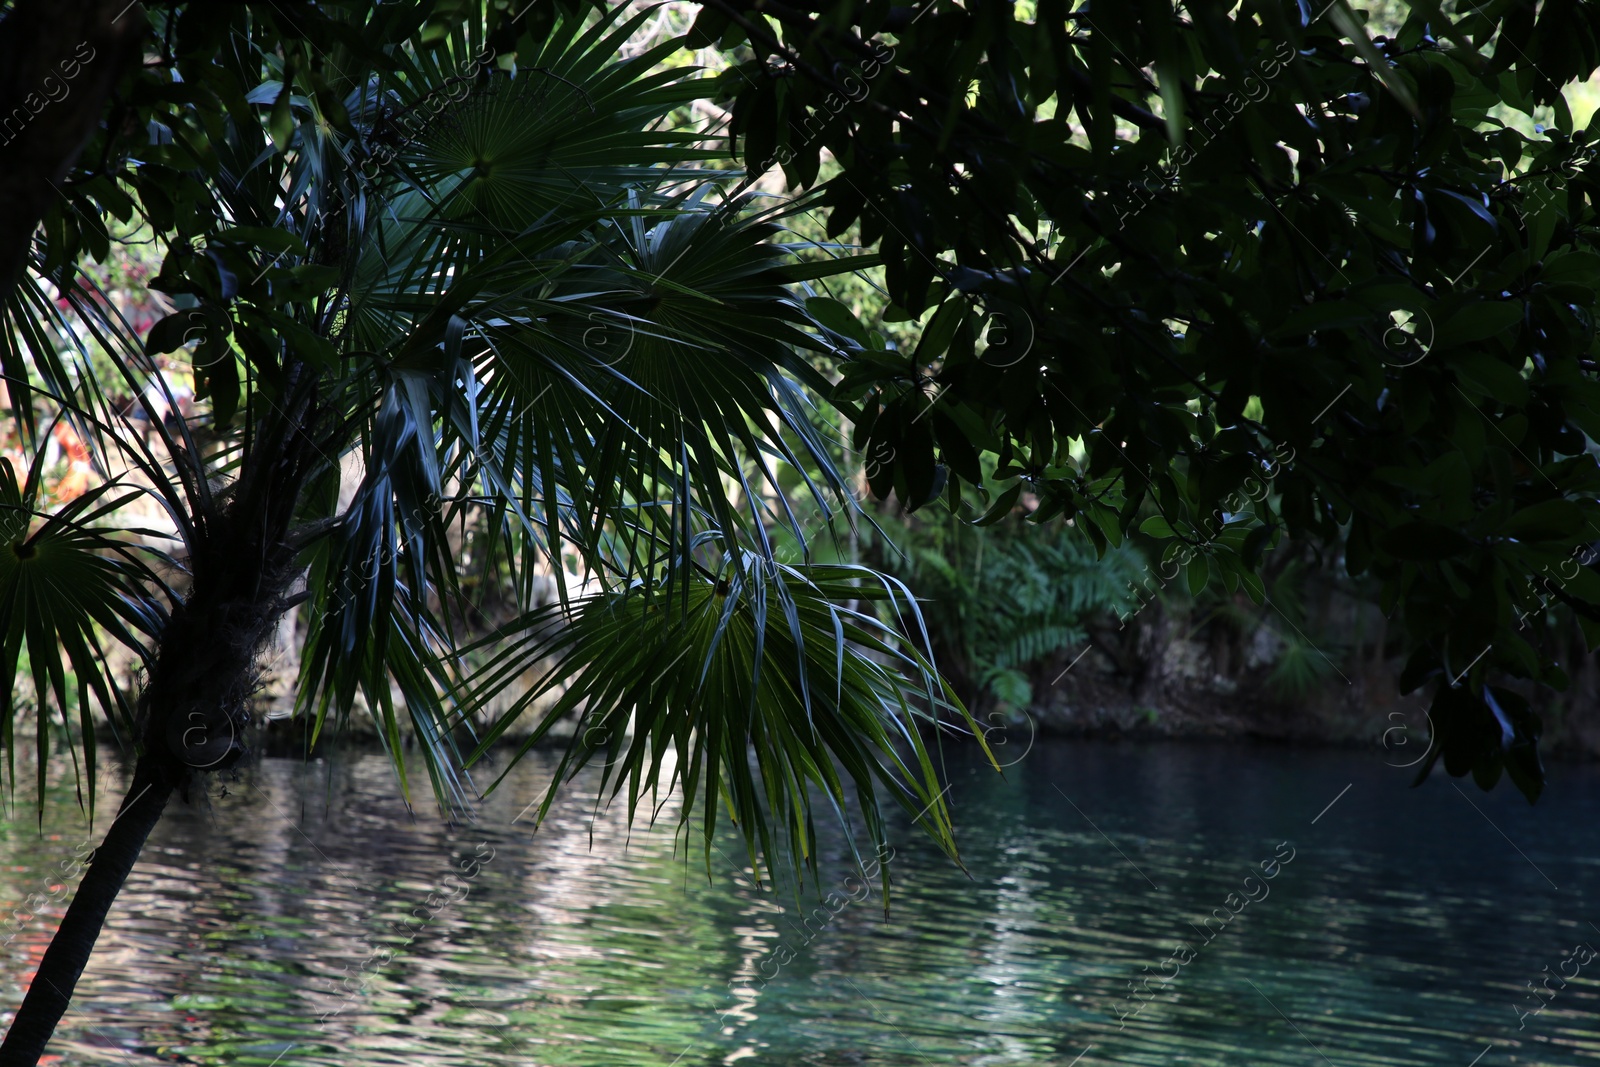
[1023,596,1599,762]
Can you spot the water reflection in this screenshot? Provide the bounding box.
[3,740,1600,1065]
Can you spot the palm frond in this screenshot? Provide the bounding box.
[459,558,980,888]
[0,454,175,813]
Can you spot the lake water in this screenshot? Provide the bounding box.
[4,738,1600,1066]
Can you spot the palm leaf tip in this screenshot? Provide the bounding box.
[461,560,975,888]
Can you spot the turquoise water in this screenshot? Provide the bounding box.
[3,738,1600,1065]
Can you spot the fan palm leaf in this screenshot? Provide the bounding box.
[0,453,176,813]
[459,559,973,885]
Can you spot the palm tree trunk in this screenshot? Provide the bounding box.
[0,756,172,1067]
[0,332,315,1067]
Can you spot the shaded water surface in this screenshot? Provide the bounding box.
[4,740,1600,1065]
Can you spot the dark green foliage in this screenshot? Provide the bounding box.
[1254,558,1346,700]
[874,512,1147,709]
[703,0,1600,801]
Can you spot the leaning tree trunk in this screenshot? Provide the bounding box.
[0,570,275,1066]
[0,756,173,1066]
[0,388,319,1065]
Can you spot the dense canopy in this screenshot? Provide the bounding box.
[697,0,1600,800]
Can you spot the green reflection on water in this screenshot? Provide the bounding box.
[3,741,1600,1066]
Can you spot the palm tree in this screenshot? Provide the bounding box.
[0,7,978,1062]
